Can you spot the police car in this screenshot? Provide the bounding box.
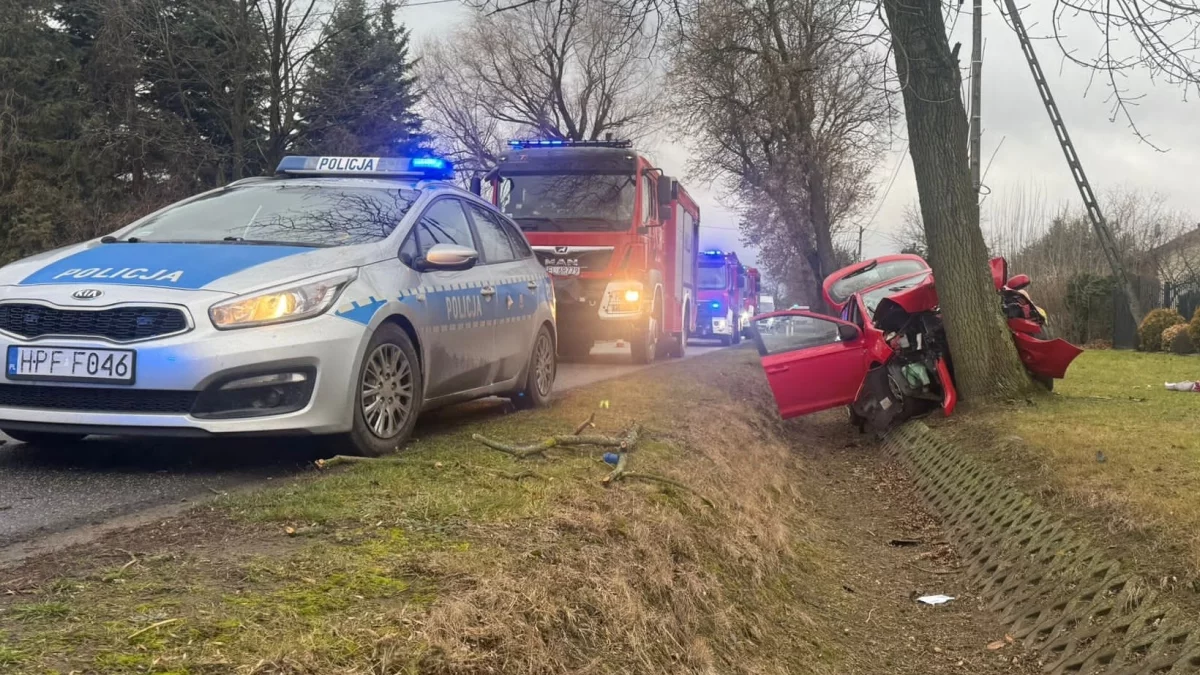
[0,156,557,456]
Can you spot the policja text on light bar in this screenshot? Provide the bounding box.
[274,156,454,180]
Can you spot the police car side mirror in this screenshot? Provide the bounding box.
[420,244,479,272]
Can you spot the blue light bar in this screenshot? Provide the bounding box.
[274,156,454,180]
[507,138,632,149]
[702,249,724,256]
[710,301,721,310]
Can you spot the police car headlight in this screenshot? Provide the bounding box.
[210,269,357,330]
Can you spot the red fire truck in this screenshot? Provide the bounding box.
[740,267,761,337]
[487,139,701,364]
[693,249,747,346]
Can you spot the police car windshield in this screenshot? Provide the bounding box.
[699,264,727,290]
[118,184,420,246]
[498,174,635,231]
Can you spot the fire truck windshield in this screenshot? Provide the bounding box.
[498,174,635,231]
[698,264,728,290]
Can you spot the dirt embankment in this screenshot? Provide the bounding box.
[0,350,1031,674]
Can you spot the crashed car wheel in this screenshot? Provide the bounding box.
[338,324,423,457]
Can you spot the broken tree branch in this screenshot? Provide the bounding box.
[472,424,640,459]
[574,412,597,435]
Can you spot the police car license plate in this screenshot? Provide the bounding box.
[6,346,136,384]
[546,265,581,277]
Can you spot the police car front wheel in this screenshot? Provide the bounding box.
[340,324,423,457]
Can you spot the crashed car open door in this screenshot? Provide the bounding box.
[750,310,869,418]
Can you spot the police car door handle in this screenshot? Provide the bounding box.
[480,286,496,297]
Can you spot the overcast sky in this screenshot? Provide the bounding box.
[400,1,1200,275]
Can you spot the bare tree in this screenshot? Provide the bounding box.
[667,0,890,309]
[420,0,660,173]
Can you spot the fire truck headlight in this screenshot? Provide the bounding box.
[624,289,640,303]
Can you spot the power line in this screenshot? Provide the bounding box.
[864,144,909,229]
[403,0,460,7]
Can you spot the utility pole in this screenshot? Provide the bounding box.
[1001,0,1145,323]
[968,0,983,195]
[856,226,864,261]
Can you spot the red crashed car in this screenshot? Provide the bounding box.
[749,254,1082,432]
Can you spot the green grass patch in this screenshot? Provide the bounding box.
[944,349,1200,581]
[0,351,843,674]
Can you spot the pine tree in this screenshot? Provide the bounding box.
[0,0,91,260]
[299,0,428,157]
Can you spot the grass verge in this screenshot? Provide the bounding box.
[0,350,844,674]
[938,349,1200,595]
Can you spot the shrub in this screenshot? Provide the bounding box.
[1189,308,1200,351]
[1138,308,1185,351]
[1164,324,1194,354]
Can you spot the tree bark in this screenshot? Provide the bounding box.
[883,0,1031,400]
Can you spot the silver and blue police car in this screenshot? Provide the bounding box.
[0,156,557,456]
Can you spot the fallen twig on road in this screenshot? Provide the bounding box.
[127,618,181,640]
[573,412,597,435]
[905,562,959,575]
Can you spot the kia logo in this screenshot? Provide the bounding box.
[71,289,103,300]
[554,246,570,254]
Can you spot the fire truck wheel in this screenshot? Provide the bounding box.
[630,315,659,365]
[666,330,686,358]
[558,335,593,362]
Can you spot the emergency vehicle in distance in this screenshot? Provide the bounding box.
[487,139,701,364]
[692,249,747,346]
[740,267,761,338]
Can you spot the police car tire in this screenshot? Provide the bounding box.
[510,325,556,410]
[1,430,87,447]
[343,324,423,457]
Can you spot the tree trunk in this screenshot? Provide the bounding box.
[883,0,1031,401]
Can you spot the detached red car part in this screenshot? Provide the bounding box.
[750,255,1082,432]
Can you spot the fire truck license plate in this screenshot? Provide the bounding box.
[546,265,581,277]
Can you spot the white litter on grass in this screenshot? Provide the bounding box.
[917,595,955,606]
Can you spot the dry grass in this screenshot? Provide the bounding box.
[0,350,842,674]
[939,349,1200,590]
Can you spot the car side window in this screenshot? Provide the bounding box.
[466,203,517,264]
[411,198,475,255]
[498,215,533,258]
[399,232,421,268]
[753,315,842,356]
[844,299,864,329]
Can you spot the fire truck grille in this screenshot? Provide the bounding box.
[535,248,614,272]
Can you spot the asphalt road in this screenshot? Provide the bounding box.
[0,340,726,558]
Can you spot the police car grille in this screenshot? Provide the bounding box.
[0,384,198,413]
[0,304,188,341]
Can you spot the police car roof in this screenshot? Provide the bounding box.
[230,174,463,193]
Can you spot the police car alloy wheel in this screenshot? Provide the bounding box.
[345,324,423,457]
[511,325,555,409]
